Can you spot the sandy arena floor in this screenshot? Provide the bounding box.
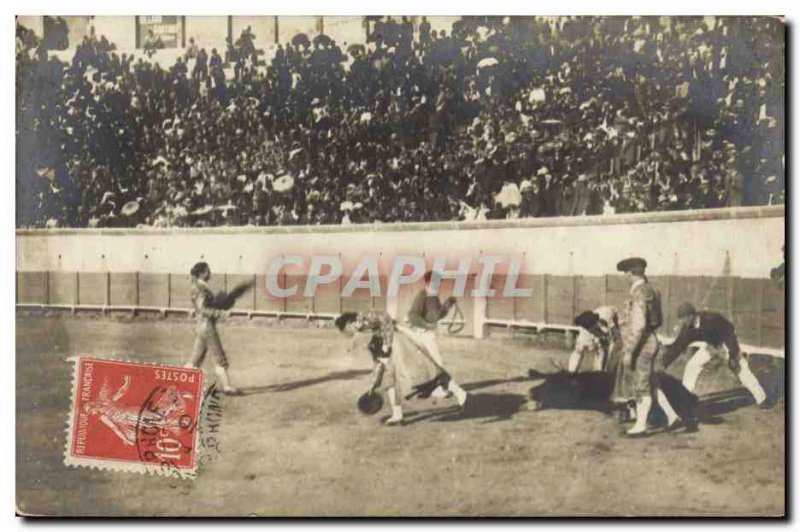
[16,313,785,516]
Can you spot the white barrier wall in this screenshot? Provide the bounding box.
[231,16,276,47]
[93,16,136,50]
[277,16,320,46]
[320,17,367,46]
[185,16,229,50]
[16,206,785,279]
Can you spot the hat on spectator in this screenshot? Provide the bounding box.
[121,201,140,217]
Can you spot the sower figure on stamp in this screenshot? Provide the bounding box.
[184,261,244,396]
[83,377,192,447]
[83,376,139,446]
[616,257,686,437]
[662,302,775,409]
[335,310,463,426]
[404,271,469,406]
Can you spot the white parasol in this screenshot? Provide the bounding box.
[272,174,295,192]
[121,200,140,217]
[151,155,170,167]
[494,182,522,207]
[35,166,55,181]
[529,87,546,103]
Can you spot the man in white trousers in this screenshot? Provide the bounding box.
[662,302,775,409]
[405,271,468,406]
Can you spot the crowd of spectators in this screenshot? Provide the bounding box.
[16,16,784,228]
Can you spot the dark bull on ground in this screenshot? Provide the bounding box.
[527,369,700,430]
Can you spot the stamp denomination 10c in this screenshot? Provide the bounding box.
[64,357,205,479]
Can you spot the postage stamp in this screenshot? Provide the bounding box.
[64,357,205,479]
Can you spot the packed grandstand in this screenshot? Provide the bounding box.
[16,16,784,228]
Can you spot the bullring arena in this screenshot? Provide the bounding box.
[16,206,785,516]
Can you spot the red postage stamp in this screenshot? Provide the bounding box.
[64,357,205,479]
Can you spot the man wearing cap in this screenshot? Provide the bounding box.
[617,257,684,436]
[569,306,620,373]
[662,303,773,409]
[571,305,637,421]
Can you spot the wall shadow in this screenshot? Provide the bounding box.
[400,392,529,425]
[243,369,371,395]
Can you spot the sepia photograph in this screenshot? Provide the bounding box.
[14,11,786,517]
